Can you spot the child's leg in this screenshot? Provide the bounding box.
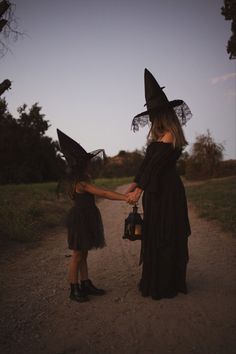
[79,251,88,281]
[68,250,89,302]
[80,251,106,296]
[68,250,83,283]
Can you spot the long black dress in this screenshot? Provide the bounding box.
[134,141,191,300]
[66,192,106,251]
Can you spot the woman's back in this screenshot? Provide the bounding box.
[135,141,182,194]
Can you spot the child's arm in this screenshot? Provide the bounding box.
[77,182,128,201]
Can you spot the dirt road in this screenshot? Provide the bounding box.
[0,185,236,354]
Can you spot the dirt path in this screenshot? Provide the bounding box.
[0,185,236,354]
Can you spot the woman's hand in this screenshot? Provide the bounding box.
[126,187,143,204]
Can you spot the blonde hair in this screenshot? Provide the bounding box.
[147,108,188,148]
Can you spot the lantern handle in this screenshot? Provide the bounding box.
[133,203,138,213]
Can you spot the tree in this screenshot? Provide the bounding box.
[221,0,236,59]
[101,149,144,178]
[0,98,65,184]
[176,151,189,176]
[0,0,10,33]
[185,130,224,180]
[0,1,11,95]
[17,103,50,136]
[0,0,21,57]
[0,1,23,95]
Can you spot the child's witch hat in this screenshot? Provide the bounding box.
[57,129,105,173]
[131,68,192,132]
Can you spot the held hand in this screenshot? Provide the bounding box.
[127,196,136,205]
[124,194,132,203]
[126,188,142,204]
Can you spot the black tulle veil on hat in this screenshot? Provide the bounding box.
[131,68,192,132]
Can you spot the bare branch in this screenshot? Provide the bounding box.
[0,79,11,96]
[0,1,23,57]
[0,1,10,17]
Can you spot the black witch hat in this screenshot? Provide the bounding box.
[57,129,106,174]
[131,68,192,132]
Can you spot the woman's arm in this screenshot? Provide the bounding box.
[127,133,175,197]
[78,182,128,201]
[123,145,152,195]
[124,182,137,194]
[133,145,152,185]
[136,143,174,190]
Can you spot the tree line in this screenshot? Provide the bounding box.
[0,97,235,185]
[177,130,236,180]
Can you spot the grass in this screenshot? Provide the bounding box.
[95,176,133,189]
[0,182,70,243]
[1,175,234,243]
[185,176,236,235]
[0,177,133,243]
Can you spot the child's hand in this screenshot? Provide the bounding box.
[126,188,142,204]
[126,192,136,204]
[126,193,137,204]
[125,194,134,204]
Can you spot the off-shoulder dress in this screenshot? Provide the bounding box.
[134,141,191,299]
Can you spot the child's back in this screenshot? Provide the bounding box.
[67,190,105,251]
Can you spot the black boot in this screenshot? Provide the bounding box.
[80,279,106,296]
[70,283,89,302]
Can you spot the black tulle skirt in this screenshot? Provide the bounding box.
[66,193,106,251]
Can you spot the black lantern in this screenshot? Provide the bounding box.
[123,204,143,241]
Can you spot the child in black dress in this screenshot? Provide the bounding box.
[57,129,128,302]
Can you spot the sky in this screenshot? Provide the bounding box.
[1,0,236,159]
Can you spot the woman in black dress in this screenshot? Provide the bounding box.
[57,129,128,303]
[126,69,192,300]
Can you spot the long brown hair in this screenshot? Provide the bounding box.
[147,108,188,148]
[66,161,91,199]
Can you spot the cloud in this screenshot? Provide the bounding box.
[211,73,236,85]
[226,89,236,98]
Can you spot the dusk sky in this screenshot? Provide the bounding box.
[1,0,236,159]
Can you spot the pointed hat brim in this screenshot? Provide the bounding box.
[57,129,106,168]
[131,68,192,131]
